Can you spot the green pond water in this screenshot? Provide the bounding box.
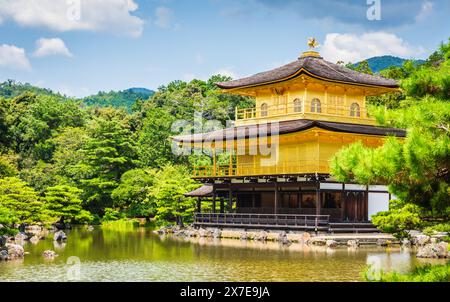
[0,227,441,282]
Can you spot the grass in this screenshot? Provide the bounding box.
[363,263,450,282]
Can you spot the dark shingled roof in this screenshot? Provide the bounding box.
[216,55,399,89]
[173,119,406,144]
[185,185,214,197]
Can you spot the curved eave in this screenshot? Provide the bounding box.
[216,68,400,92]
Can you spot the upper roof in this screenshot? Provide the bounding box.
[216,52,399,90]
[173,119,406,144]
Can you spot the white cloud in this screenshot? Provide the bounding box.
[321,32,424,63]
[154,6,174,29]
[0,0,144,37]
[416,1,434,21]
[0,44,31,70]
[33,38,73,58]
[213,68,238,79]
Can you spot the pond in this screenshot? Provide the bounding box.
[0,227,442,282]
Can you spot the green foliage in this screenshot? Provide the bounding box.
[0,177,49,224]
[150,165,199,226]
[0,153,18,177]
[102,208,126,222]
[77,108,139,214]
[137,105,178,167]
[111,168,157,217]
[349,60,374,75]
[371,203,423,239]
[43,185,93,224]
[332,96,450,216]
[422,223,450,236]
[83,88,154,112]
[364,263,450,282]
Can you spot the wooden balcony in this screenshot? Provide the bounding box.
[194,213,330,231]
[235,103,376,126]
[192,160,330,178]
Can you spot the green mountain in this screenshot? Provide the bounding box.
[355,56,425,73]
[82,88,155,111]
[0,80,61,99]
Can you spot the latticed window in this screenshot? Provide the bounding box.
[350,103,361,117]
[261,103,268,117]
[293,98,303,113]
[311,98,321,113]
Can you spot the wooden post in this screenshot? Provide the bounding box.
[212,148,217,177]
[316,182,321,217]
[212,193,216,214]
[274,182,278,215]
[220,198,224,214]
[228,189,233,213]
[197,197,202,213]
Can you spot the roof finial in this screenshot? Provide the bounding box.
[300,38,322,59]
[307,37,320,49]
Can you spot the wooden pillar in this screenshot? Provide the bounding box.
[212,148,217,177]
[197,197,202,213]
[316,182,321,216]
[212,193,217,214]
[228,189,233,213]
[220,198,225,214]
[274,182,279,215]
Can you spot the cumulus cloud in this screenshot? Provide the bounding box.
[321,32,424,63]
[213,68,238,79]
[0,44,31,70]
[154,6,174,29]
[33,38,73,58]
[0,0,144,37]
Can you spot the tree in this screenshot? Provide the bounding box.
[77,109,139,214]
[137,105,178,168]
[43,185,93,224]
[150,165,199,225]
[0,177,48,223]
[111,168,157,217]
[331,40,450,221]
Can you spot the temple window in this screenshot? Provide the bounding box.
[350,103,361,117]
[311,98,321,113]
[293,98,303,113]
[261,103,268,117]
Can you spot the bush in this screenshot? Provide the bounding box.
[101,208,125,222]
[423,223,450,236]
[364,263,450,282]
[371,203,423,239]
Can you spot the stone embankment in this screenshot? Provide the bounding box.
[155,226,450,258]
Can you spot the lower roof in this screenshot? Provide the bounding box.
[172,119,406,144]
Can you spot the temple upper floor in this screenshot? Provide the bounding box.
[217,50,399,126]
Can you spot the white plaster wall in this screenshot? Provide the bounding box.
[368,192,390,221]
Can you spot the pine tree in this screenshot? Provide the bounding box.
[43,185,93,224]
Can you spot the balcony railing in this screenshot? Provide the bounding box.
[194,213,330,231]
[192,160,330,178]
[236,103,375,124]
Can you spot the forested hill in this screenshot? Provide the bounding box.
[82,88,155,111]
[355,56,425,73]
[0,80,60,99]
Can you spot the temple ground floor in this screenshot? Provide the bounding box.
[188,176,392,232]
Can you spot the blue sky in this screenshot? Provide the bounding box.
[0,0,449,97]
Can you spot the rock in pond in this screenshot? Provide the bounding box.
[4,244,24,260]
[415,234,430,246]
[417,242,449,259]
[278,232,291,245]
[86,226,94,232]
[14,232,28,242]
[53,230,67,242]
[255,231,268,242]
[347,240,360,248]
[401,239,412,248]
[29,235,41,245]
[43,250,59,259]
[326,240,338,248]
[212,228,222,239]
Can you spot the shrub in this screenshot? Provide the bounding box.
[371,204,423,239]
[364,263,450,282]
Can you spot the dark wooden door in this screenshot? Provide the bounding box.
[344,192,368,222]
